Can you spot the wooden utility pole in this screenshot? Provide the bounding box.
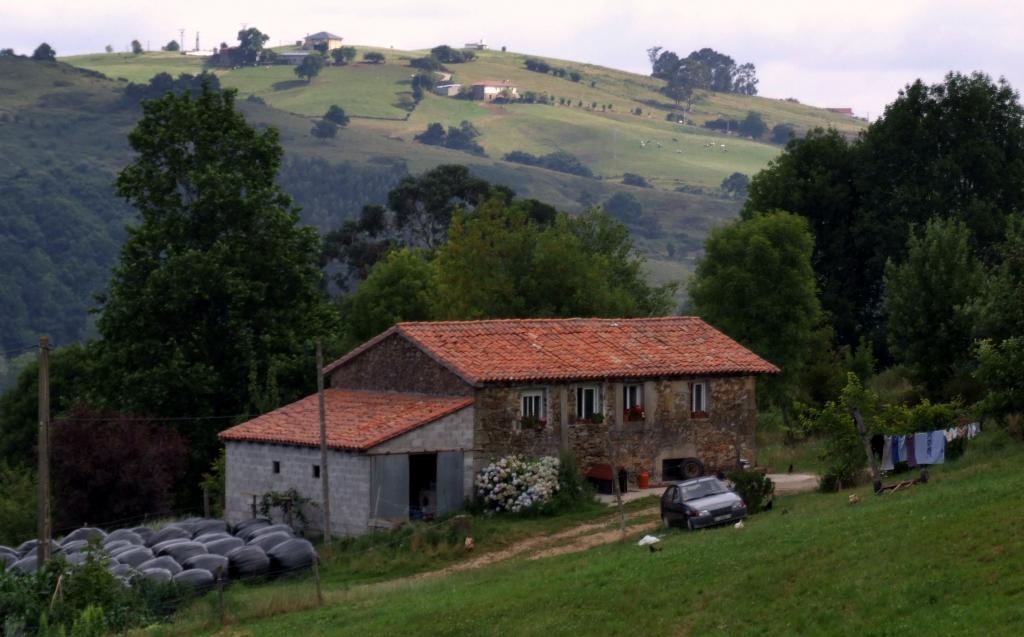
[852,408,881,493]
[37,336,52,563]
[316,340,332,544]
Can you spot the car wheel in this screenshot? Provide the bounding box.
[662,514,672,529]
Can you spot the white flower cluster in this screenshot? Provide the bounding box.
[475,455,561,513]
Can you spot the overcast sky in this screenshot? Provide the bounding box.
[2,0,1020,118]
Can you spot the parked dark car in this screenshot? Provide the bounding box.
[660,476,747,530]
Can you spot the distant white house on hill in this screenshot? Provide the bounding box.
[434,83,463,97]
[464,39,487,50]
[471,80,518,101]
[303,31,344,50]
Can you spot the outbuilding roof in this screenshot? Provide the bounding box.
[219,390,473,451]
[306,31,343,40]
[325,317,779,384]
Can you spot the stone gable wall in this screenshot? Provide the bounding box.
[327,333,471,396]
[471,376,758,485]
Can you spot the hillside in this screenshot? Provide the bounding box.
[0,49,865,352]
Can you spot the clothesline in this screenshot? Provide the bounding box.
[880,423,980,471]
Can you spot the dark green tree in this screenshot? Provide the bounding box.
[331,46,357,65]
[324,104,350,126]
[163,40,180,52]
[885,218,983,396]
[294,54,324,82]
[771,123,795,144]
[236,27,269,66]
[96,83,336,451]
[130,39,143,54]
[311,119,337,139]
[975,337,1024,439]
[737,111,767,138]
[974,217,1024,342]
[32,43,56,61]
[602,192,643,223]
[721,172,750,198]
[689,212,822,407]
[363,51,385,64]
[342,248,438,344]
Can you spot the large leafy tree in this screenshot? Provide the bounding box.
[96,84,336,428]
[236,27,269,66]
[746,72,1024,353]
[341,248,438,344]
[884,217,983,396]
[688,212,822,407]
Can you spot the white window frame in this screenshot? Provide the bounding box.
[623,384,644,409]
[575,385,601,421]
[521,390,546,420]
[691,381,708,415]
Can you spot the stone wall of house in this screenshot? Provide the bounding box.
[327,333,471,396]
[470,375,758,486]
[224,441,371,537]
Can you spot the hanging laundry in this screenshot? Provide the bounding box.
[881,436,894,471]
[906,435,918,467]
[914,430,946,465]
[893,435,907,465]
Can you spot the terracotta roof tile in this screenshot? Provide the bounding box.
[326,317,779,384]
[219,390,473,451]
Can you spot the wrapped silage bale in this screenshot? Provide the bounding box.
[174,568,216,593]
[131,526,155,544]
[108,563,136,578]
[104,529,144,546]
[204,537,244,556]
[191,519,228,538]
[232,518,271,536]
[63,527,106,544]
[137,555,183,576]
[115,546,154,568]
[60,539,89,555]
[160,541,207,564]
[183,553,228,577]
[267,538,317,577]
[140,567,173,583]
[151,538,190,555]
[146,526,190,547]
[194,532,232,544]
[248,531,293,552]
[246,524,295,540]
[226,545,270,579]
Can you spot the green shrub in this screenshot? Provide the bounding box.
[727,470,774,513]
[69,605,105,637]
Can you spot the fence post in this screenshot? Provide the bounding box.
[251,495,257,519]
[314,555,323,606]
[203,487,211,518]
[216,566,225,626]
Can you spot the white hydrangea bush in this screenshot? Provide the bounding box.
[475,455,560,513]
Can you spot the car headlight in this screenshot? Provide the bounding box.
[732,501,744,510]
[697,509,711,517]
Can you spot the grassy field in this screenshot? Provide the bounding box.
[149,432,1024,636]
[63,45,866,192]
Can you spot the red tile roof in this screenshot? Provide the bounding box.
[219,390,473,451]
[325,317,779,384]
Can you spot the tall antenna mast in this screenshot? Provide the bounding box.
[195,31,200,52]
[179,28,185,52]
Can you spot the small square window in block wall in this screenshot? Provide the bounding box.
[313,464,321,479]
[272,461,280,474]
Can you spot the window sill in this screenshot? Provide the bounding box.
[690,411,710,419]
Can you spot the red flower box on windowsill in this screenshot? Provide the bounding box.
[624,405,645,421]
[690,410,709,419]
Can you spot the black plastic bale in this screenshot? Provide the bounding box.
[60,539,89,554]
[194,532,231,544]
[113,546,153,567]
[151,538,190,555]
[226,545,270,579]
[65,552,89,566]
[104,529,144,546]
[16,539,38,556]
[161,541,208,564]
[0,546,19,559]
[140,567,173,583]
[137,555,183,576]
[246,524,295,540]
[11,555,38,573]
[247,531,293,552]
[267,538,317,577]
[63,527,106,544]
[204,537,244,557]
[232,518,271,536]
[102,539,132,554]
[191,519,228,538]
[0,552,17,568]
[146,526,190,547]
[108,563,136,577]
[111,544,151,562]
[173,568,216,593]
[183,553,229,575]
[131,527,155,544]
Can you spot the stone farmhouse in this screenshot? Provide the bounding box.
[219,317,777,536]
[302,31,344,50]
[471,80,519,101]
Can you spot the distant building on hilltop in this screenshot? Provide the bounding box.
[826,107,855,116]
[303,31,344,51]
[434,83,463,97]
[471,80,518,101]
[464,39,487,50]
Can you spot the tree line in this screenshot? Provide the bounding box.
[647,46,758,108]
